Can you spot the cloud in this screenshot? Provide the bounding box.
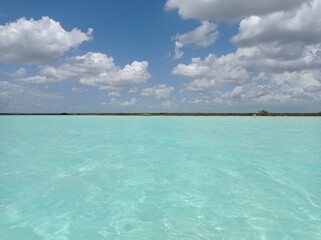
[165,0,307,21]
[162,100,177,109]
[22,52,151,90]
[173,21,218,59]
[169,4,321,106]
[0,81,64,111]
[221,71,321,103]
[169,0,321,76]
[80,61,150,90]
[12,68,28,78]
[226,0,321,73]
[105,97,137,107]
[269,71,321,99]
[174,41,184,59]
[119,98,137,107]
[182,70,321,104]
[172,54,249,83]
[234,44,321,73]
[108,91,120,98]
[141,84,174,99]
[182,71,321,108]
[185,78,216,92]
[172,50,321,103]
[174,21,218,48]
[129,87,138,93]
[0,17,92,64]
[188,97,212,105]
[232,0,321,47]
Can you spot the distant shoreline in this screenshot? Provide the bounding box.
[1,112,320,117]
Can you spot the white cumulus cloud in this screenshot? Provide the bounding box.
[172,54,249,83]
[0,16,92,64]
[232,0,321,47]
[165,0,307,21]
[226,0,321,73]
[234,44,321,73]
[80,60,150,91]
[185,78,216,92]
[22,52,151,90]
[170,0,321,105]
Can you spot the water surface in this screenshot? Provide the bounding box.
[0,116,321,239]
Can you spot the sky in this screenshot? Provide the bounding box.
[1,0,321,113]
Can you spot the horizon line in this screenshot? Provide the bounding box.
[1,112,321,116]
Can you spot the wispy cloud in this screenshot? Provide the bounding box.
[141,84,174,99]
[172,21,218,59]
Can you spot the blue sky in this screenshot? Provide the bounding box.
[1,0,321,113]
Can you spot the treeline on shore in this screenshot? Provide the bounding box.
[1,111,321,116]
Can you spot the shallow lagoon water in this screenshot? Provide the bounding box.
[0,116,321,239]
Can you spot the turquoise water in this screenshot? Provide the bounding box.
[0,116,321,240]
